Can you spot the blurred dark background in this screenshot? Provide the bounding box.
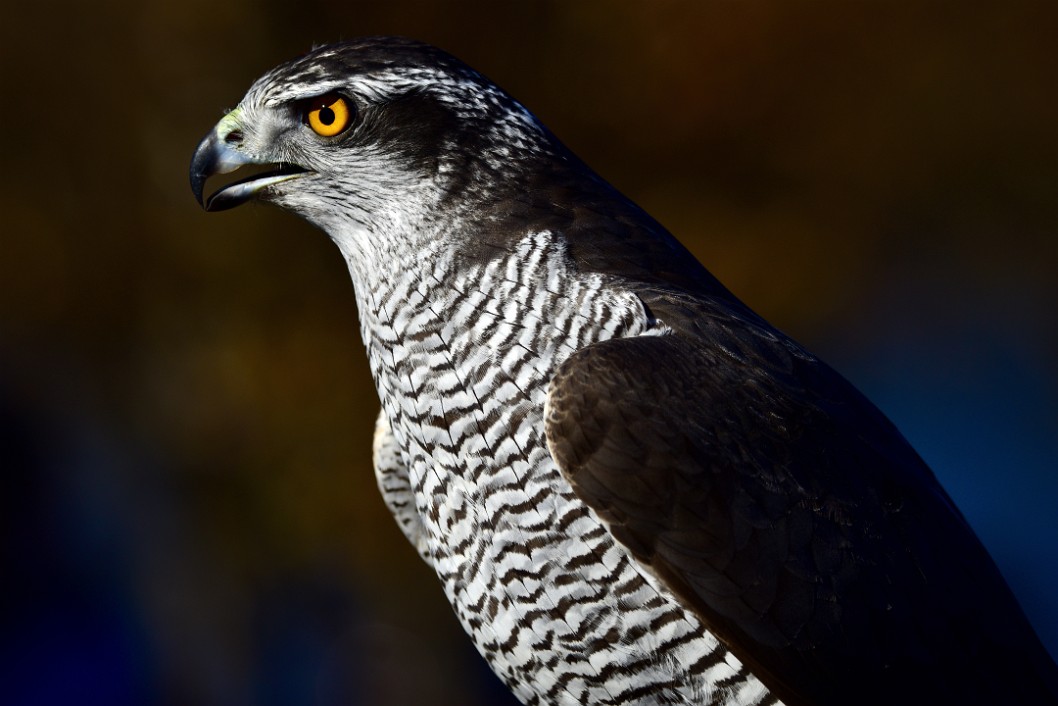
[2,2,1056,704]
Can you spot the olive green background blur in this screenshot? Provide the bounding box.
[2,2,1056,705]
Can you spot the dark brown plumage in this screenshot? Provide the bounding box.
[546,292,1058,705]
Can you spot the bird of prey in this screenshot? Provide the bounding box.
[190,38,1058,706]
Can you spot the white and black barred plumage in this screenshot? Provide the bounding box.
[191,37,1058,705]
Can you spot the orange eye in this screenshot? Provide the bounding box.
[306,94,352,137]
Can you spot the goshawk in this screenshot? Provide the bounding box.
[190,37,1058,706]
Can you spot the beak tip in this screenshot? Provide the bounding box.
[190,175,207,209]
[189,132,218,210]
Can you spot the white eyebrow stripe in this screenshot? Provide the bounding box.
[263,79,351,106]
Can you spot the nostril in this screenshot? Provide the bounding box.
[224,130,244,145]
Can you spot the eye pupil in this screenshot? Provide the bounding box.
[319,107,335,125]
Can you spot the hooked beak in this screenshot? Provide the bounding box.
[190,111,309,212]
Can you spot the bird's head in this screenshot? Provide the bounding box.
[190,37,560,256]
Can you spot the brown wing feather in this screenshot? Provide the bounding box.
[544,295,1058,706]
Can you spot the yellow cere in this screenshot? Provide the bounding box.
[307,95,351,137]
